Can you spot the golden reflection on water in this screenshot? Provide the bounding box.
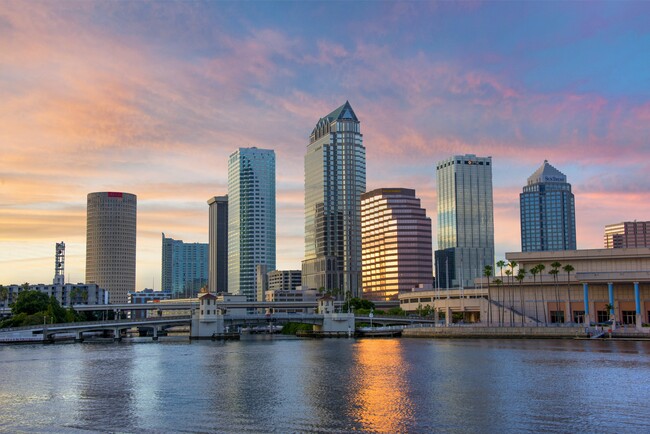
[351,339,414,433]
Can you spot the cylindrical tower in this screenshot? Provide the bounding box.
[85,192,137,304]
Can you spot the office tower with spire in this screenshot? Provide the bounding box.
[361,188,433,301]
[85,192,137,303]
[435,155,494,289]
[207,195,228,293]
[520,160,576,252]
[228,148,276,301]
[302,101,366,298]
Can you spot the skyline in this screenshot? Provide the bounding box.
[2,1,650,290]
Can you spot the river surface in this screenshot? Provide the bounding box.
[1,337,649,433]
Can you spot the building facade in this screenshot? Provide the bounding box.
[85,192,137,304]
[268,270,302,292]
[228,148,276,301]
[520,160,576,252]
[207,195,228,293]
[161,234,209,298]
[435,155,494,289]
[361,188,433,301]
[302,101,366,297]
[2,283,108,309]
[604,221,650,248]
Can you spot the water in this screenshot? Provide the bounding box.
[1,337,649,433]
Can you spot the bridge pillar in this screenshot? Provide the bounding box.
[113,327,121,342]
[76,331,84,343]
[152,327,158,341]
[583,283,590,327]
[445,307,451,327]
[316,313,354,334]
[634,282,642,330]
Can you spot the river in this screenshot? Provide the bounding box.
[1,337,649,433]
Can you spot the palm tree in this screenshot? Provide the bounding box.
[516,268,527,326]
[529,265,540,326]
[537,264,547,325]
[483,265,493,326]
[562,264,575,323]
[496,260,506,325]
[493,278,503,325]
[508,260,518,327]
[550,261,562,323]
[505,269,513,326]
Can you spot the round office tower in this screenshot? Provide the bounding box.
[85,192,137,304]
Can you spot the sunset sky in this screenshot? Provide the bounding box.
[2,1,650,290]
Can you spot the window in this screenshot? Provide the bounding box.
[550,310,564,323]
[597,310,609,323]
[573,310,585,323]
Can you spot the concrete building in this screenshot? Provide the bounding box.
[268,270,302,292]
[2,283,108,309]
[264,288,319,313]
[361,188,433,301]
[435,155,494,289]
[399,248,650,330]
[161,233,209,298]
[604,221,650,248]
[520,160,576,252]
[302,101,366,297]
[127,288,173,319]
[85,192,137,304]
[207,195,228,293]
[228,148,276,301]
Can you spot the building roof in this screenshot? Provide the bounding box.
[311,101,358,138]
[527,160,567,185]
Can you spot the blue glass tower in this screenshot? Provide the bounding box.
[228,147,276,301]
[520,160,576,252]
[161,234,209,297]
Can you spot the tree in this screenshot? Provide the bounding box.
[0,285,8,308]
[505,268,513,326]
[483,265,493,326]
[536,264,547,325]
[515,269,526,326]
[493,278,503,326]
[12,290,49,316]
[508,261,518,326]
[387,307,406,316]
[562,264,575,323]
[496,260,506,325]
[549,261,562,323]
[529,265,540,326]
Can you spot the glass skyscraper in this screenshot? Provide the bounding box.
[302,101,366,298]
[161,233,209,298]
[520,160,576,252]
[361,188,432,301]
[435,155,494,289]
[228,147,276,301]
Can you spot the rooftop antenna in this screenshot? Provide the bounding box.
[54,241,65,285]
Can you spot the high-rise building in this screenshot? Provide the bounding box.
[520,160,576,252]
[207,195,228,293]
[85,192,137,303]
[435,155,494,289]
[161,234,209,298]
[604,221,650,248]
[302,101,366,297]
[228,147,276,301]
[361,188,433,301]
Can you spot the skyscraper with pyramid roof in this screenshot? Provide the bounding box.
[520,160,576,251]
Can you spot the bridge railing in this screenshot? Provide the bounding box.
[0,315,192,333]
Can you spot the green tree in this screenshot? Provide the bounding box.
[12,290,49,316]
[515,269,526,326]
[387,307,406,316]
[536,264,547,325]
[496,260,506,325]
[562,264,575,323]
[483,265,493,326]
[550,261,562,323]
[0,285,8,308]
[529,265,540,326]
[493,278,503,326]
[505,268,513,326]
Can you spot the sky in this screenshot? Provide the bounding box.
[2,1,650,290]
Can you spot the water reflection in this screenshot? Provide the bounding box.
[351,339,414,433]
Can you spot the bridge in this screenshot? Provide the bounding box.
[0,312,437,343]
